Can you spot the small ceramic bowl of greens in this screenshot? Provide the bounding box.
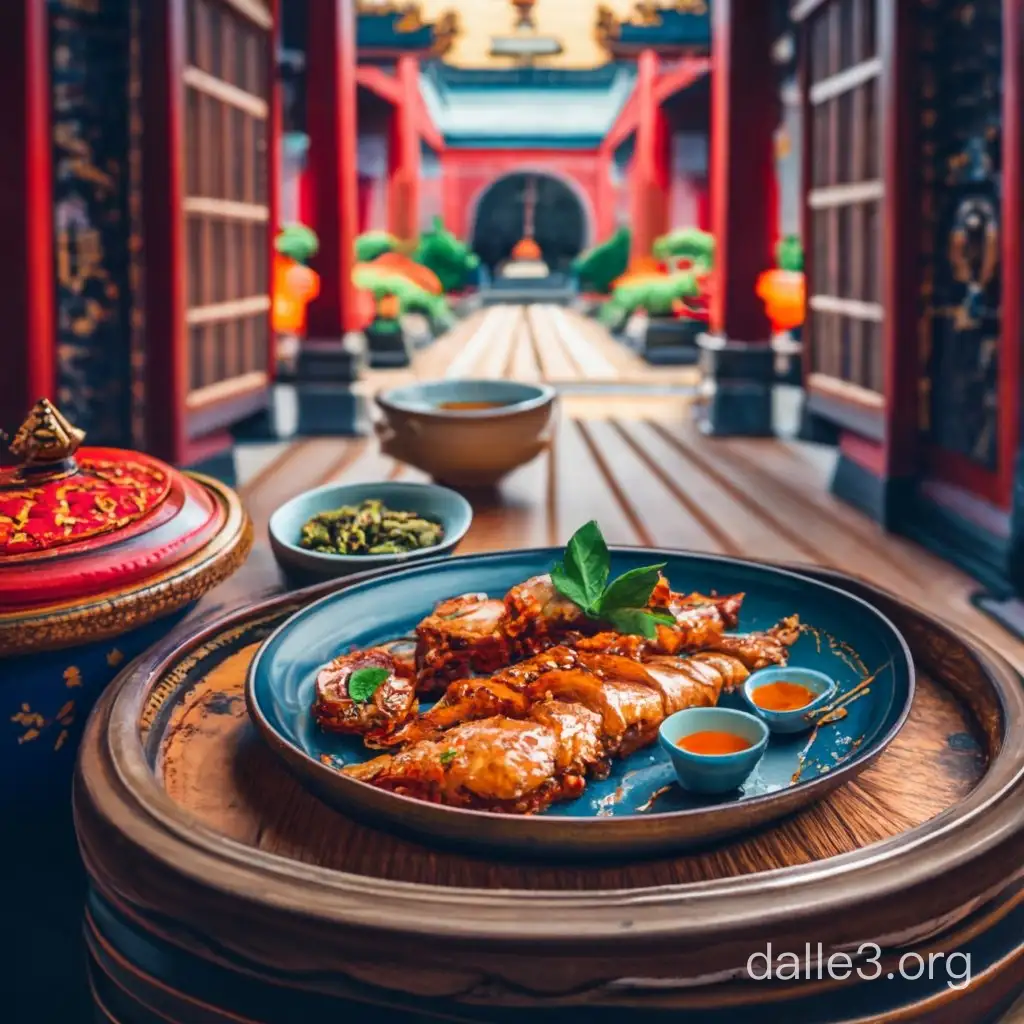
[269,481,473,584]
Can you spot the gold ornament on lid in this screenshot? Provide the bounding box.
[10,399,86,471]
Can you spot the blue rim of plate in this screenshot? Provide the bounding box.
[245,547,916,857]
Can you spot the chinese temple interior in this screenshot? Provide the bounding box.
[4,1,1024,1022]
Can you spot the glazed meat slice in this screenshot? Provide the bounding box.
[670,591,743,629]
[525,668,665,758]
[578,652,730,716]
[414,592,511,692]
[503,574,594,655]
[529,700,609,780]
[312,648,417,742]
[503,573,702,658]
[682,651,752,691]
[343,702,600,813]
[702,615,801,669]
[387,646,580,747]
[525,652,751,758]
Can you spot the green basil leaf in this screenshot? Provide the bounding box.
[648,610,678,626]
[439,747,458,766]
[347,666,390,702]
[597,563,666,614]
[562,520,609,608]
[551,560,596,613]
[603,608,663,639]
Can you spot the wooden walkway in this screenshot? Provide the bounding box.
[230,410,1024,674]
[358,304,701,392]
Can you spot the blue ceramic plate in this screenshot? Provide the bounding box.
[246,549,915,858]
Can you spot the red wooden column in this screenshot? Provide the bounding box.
[267,0,282,380]
[388,55,422,243]
[629,49,669,266]
[698,0,778,437]
[1,0,56,430]
[1005,0,1024,588]
[140,0,188,464]
[304,0,360,342]
[596,141,617,243]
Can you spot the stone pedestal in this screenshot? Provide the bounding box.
[772,331,803,386]
[294,333,367,436]
[365,322,412,368]
[641,317,702,365]
[696,333,775,437]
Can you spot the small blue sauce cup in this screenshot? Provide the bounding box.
[741,667,838,735]
[658,707,769,795]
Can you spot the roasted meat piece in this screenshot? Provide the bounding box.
[343,700,604,813]
[387,646,580,747]
[503,574,594,654]
[701,614,801,669]
[414,592,511,692]
[311,648,417,743]
[525,652,733,758]
[525,667,665,758]
[567,592,744,658]
[502,573,724,658]
[344,652,755,812]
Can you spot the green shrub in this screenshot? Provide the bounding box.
[572,227,631,293]
[612,272,700,318]
[355,231,400,263]
[275,223,319,264]
[652,228,714,272]
[352,265,452,323]
[412,217,480,293]
[776,234,804,272]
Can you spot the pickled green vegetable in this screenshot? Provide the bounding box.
[298,499,444,555]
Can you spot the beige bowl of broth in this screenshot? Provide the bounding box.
[374,380,557,487]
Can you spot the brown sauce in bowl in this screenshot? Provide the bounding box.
[435,401,514,411]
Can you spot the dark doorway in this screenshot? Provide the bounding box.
[470,173,587,276]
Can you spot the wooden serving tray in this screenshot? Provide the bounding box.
[74,565,1024,1022]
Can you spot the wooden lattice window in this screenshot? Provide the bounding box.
[183,0,272,414]
[795,0,884,411]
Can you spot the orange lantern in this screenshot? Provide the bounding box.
[272,253,320,335]
[755,269,805,333]
[377,293,401,321]
[511,237,542,261]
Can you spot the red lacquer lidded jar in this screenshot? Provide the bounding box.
[1,398,252,820]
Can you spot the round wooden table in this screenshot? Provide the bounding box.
[75,563,1024,1023]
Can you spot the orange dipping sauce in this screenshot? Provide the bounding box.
[677,731,752,755]
[436,401,511,411]
[751,680,818,712]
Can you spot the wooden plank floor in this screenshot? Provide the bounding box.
[230,410,1024,673]
[356,304,702,393]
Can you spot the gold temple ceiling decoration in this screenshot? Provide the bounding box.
[431,10,460,57]
[356,1,460,57]
[355,1,424,32]
[596,0,710,55]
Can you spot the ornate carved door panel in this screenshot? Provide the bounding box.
[918,0,1010,506]
[797,0,884,420]
[183,0,274,429]
[50,0,138,447]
